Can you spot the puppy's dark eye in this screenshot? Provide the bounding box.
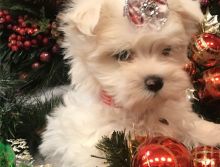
[162,47,172,56]
[114,50,132,61]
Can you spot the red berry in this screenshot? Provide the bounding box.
[40,52,51,62]
[31,39,38,45]
[33,28,39,33]
[16,27,21,32]
[5,15,12,22]
[0,17,5,24]
[12,25,17,31]
[11,45,19,52]
[24,40,31,49]
[18,18,24,24]
[42,37,49,45]
[27,28,34,35]
[37,34,43,40]
[32,62,41,69]
[10,34,17,40]
[52,44,60,53]
[11,40,17,45]
[7,24,12,30]
[17,35,22,41]
[19,28,26,35]
[17,41,23,47]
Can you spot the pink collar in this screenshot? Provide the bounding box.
[100,90,119,108]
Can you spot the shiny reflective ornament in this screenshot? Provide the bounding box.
[132,136,191,167]
[7,139,33,166]
[184,62,197,76]
[189,33,220,67]
[202,10,220,36]
[192,146,220,167]
[200,67,220,99]
[124,0,169,30]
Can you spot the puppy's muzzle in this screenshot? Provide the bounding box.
[145,76,163,92]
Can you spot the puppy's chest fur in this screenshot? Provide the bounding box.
[66,90,192,140]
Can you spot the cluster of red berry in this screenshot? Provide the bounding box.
[0,9,61,78]
[6,15,52,52]
[8,33,50,52]
[0,10,12,24]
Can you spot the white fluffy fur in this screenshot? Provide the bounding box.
[39,0,220,166]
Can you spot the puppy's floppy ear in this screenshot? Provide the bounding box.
[169,0,203,35]
[63,0,102,36]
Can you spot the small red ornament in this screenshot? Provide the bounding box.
[52,44,60,53]
[191,146,220,167]
[40,52,51,62]
[189,33,220,67]
[31,62,41,70]
[132,136,191,167]
[199,67,220,100]
[42,37,49,45]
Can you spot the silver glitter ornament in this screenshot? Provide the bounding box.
[124,0,169,30]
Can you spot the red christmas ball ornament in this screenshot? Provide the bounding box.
[132,136,191,167]
[189,33,220,67]
[31,62,41,70]
[40,52,51,62]
[199,66,220,100]
[191,146,220,167]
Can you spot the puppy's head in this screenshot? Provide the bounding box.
[61,0,203,110]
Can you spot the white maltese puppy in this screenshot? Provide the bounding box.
[40,0,220,166]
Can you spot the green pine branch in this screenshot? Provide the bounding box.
[95,131,133,167]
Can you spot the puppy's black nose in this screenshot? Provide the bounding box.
[145,76,163,92]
